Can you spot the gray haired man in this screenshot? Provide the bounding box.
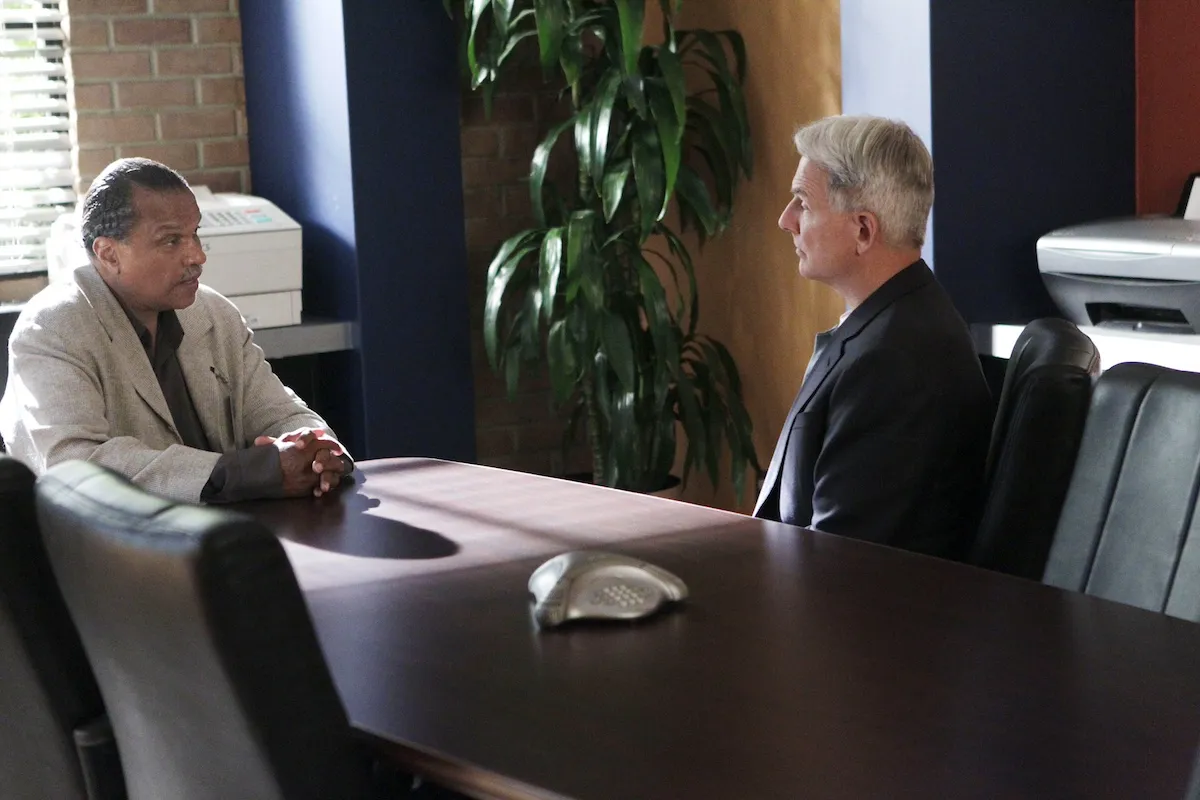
[754,115,992,559]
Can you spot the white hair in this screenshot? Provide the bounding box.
[792,115,934,249]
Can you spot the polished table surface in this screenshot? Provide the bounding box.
[237,458,1200,800]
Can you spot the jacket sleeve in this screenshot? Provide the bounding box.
[2,320,221,503]
[809,347,939,544]
[220,298,351,461]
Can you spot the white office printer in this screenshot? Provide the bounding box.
[1037,217,1200,334]
[47,188,303,329]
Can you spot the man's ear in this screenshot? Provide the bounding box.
[853,211,880,255]
[91,236,121,276]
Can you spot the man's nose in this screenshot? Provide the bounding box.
[778,208,794,233]
[189,237,207,266]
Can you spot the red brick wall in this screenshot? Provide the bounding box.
[461,77,590,477]
[63,0,248,194]
[1135,0,1200,215]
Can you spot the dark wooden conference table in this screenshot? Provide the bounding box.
[237,458,1200,800]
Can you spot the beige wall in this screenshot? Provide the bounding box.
[650,0,844,511]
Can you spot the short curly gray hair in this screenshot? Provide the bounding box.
[793,115,933,249]
[80,158,191,259]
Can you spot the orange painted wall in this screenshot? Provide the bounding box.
[1136,0,1200,214]
[647,1,844,512]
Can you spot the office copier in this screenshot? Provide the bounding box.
[1037,217,1200,334]
[47,188,302,329]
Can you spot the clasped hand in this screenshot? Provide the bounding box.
[254,427,349,498]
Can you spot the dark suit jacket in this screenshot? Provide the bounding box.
[753,261,992,559]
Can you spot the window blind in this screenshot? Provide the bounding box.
[1,0,73,277]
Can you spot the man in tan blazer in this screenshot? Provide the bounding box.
[0,158,348,503]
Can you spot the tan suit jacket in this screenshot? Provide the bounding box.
[0,264,333,503]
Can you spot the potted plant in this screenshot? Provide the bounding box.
[447,0,761,500]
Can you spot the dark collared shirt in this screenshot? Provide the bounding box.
[118,304,283,503]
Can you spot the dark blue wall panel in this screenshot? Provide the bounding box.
[930,0,1136,324]
[240,0,475,461]
[340,0,475,462]
[240,0,360,323]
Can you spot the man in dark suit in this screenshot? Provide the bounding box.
[753,115,992,559]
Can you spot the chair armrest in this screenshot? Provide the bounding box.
[73,715,127,800]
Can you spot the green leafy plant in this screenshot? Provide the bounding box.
[448,0,761,499]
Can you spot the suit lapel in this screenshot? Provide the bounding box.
[73,265,176,433]
[753,261,935,517]
[177,302,225,450]
[794,260,935,414]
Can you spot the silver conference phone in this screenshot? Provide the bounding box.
[528,550,688,629]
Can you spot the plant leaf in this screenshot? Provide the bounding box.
[712,70,752,177]
[631,124,664,239]
[657,0,681,39]
[601,159,632,223]
[565,210,594,276]
[674,164,719,238]
[524,265,544,331]
[492,0,514,34]
[590,71,623,190]
[687,97,736,187]
[504,341,522,396]
[720,29,747,83]
[483,238,539,368]
[465,0,494,87]
[682,30,731,78]
[681,31,751,176]
[622,74,648,118]
[531,118,573,227]
[675,371,705,484]
[574,103,594,193]
[656,223,698,333]
[636,258,680,372]
[538,226,564,323]
[614,0,646,76]
[642,245,684,321]
[656,46,686,128]
[600,313,636,390]
[498,28,538,66]
[566,211,604,309]
[705,336,743,397]
[646,82,681,217]
[486,229,540,284]
[547,318,578,404]
[534,0,566,72]
[559,30,584,99]
[691,143,733,223]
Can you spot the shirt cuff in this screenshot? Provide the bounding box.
[201,445,284,503]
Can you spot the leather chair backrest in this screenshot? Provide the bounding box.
[0,456,107,800]
[969,318,1099,578]
[36,460,375,800]
[1043,362,1200,620]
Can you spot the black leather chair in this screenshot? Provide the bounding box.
[1043,362,1200,620]
[35,460,409,800]
[0,456,124,800]
[968,318,1100,579]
